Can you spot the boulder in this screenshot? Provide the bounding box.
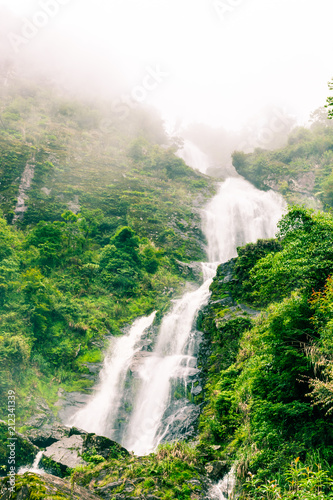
[83,433,129,460]
[24,398,55,429]
[0,472,100,499]
[204,460,228,481]
[41,429,129,477]
[159,400,200,442]
[26,422,70,448]
[41,434,87,476]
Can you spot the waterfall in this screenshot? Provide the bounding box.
[69,312,156,439]
[18,451,44,475]
[203,177,284,264]
[208,467,236,499]
[69,141,285,455]
[122,177,284,455]
[123,274,213,455]
[178,140,211,174]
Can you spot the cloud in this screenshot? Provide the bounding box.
[0,0,332,130]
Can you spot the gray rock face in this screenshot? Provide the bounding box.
[42,434,87,472]
[27,422,70,448]
[175,260,203,281]
[57,390,91,425]
[40,429,129,476]
[205,461,228,481]
[158,400,201,443]
[83,433,129,459]
[25,398,55,429]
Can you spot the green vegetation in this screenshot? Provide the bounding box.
[198,205,333,496]
[74,441,204,500]
[232,107,333,209]
[4,76,333,499]
[0,79,213,424]
[242,458,333,499]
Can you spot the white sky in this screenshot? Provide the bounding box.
[0,0,332,130]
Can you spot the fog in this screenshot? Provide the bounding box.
[0,0,332,136]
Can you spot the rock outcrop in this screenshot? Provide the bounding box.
[0,472,101,500]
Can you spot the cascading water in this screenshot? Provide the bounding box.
[18,451,44,475]
[178,140,211,174]
[123,177,284,455]
[69,312,156,439]
[123,276,214,455]
[69,142,285,457]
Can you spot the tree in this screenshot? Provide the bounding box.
[26,221,63,266]
[99,227,142,296]
[325,78,333,119]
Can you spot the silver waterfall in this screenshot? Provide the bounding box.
[69,143,285,457]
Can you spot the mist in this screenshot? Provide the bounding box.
[0,0,332,143]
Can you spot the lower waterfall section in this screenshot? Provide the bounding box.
[69,312,156,441]
[123,274,214,455]
[69,176,285,455]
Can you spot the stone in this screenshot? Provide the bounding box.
[129,351,153,375]
[25,398,54,429]
[27,422,70,448]
[159,400,200,442]
[204,461,228,481]
[191,385,202,396]
[83,433,129,459]
[186,479,201,486]
[0,472,101,500]
[98,480,123,493]
[68,426,88,437]
[42,434,87,474]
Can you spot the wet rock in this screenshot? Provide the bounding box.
[211,296,234,307]
[42,434,87,475]
[191,385,202,396]
[160,400,201,442]
[129,351,153,375]
[27,422,70,448]
[205,461,228,481]
[82,362,102,374]
[223,273,235,283]
[57,390,91,424]
[0,472,101,499]
[186,479,201,487]
[175,260,203,281]
[68,426,89,437]
[83,433,129,459]
[24,398,55,429]
[98,480,123,495]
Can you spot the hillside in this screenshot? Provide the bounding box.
[0,78,214,425]
[2,80,333,500]
[232,108,333,210]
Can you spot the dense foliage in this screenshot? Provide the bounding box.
[198,205,333,496]
[3,77,333,498]
[232,108,333,209]
[0,79,213,423]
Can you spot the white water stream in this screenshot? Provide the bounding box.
[178,140,211,174]
[18,451,44,475]
[69,143,285,459]
[70,312,156,437]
